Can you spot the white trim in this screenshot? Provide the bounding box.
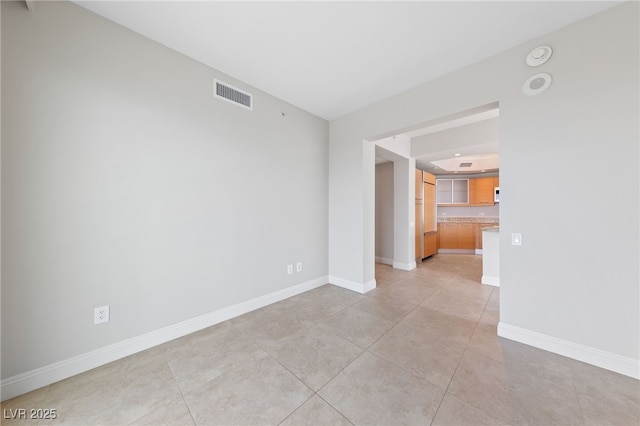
[375,256,393,265]
[481,275,500,287]
[437,248,475,254]
[498,322,640,380]
[392,260,416,271]
[329,276,376,294]
[0,276,329,401]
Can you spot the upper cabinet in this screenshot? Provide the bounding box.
[473,176,496,205]
[436,178,469,205]
[437,176,499,206]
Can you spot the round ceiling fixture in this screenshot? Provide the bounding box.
[526,45,553,67]
[523,72,552,96]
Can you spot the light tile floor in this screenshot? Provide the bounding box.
[2,255,639,425]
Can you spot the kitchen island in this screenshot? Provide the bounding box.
[481,226,500,286]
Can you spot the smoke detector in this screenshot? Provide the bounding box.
[526,45,553,67]
[523,73,552,96]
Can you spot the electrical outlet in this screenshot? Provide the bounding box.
[94,305,110,325]
[287,264,293,275]
[296,262,302,272]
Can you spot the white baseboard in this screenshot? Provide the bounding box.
[0,276,329,402]
[375,256,393,265]
[481,275,500,287]
[437,249,475,254]
[329,276,376,294]
[498,322,640,379]
[392,260,416,271]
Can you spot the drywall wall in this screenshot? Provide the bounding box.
[375,163,393,263]
[1,0,328,382]
[411,117,499,160]
[328,2,638,376]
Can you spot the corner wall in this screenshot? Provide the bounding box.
[1,0,329,394]
[328,2,638,377]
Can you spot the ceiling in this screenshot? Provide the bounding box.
[73,1,619,122]
[69,1,619,176]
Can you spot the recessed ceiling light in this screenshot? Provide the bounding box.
[454,153,461,157]
[481,169,486,172]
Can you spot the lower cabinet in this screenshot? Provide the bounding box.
[457,223,475,249]
[438,222,495,251]
[423,232,437,258]
[440,223,458,248]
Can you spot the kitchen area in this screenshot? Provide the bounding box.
[415,169,500,286]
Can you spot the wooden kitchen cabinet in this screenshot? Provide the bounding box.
[423,232,437,258]
[458,223,475,249]
[475,224,484,250]
[436,178,469,205]
[440,223,459,248]
[423,174,436,233]
[474,177,495,205]
[438,222,485,250]
[415,169,423,259]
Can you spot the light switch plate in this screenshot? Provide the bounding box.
[512,233,523,246]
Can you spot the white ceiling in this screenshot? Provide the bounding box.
[73,1,620,121]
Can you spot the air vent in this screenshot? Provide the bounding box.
[459,162,473,168]
[214,79,253,110]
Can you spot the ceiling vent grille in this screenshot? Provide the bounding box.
[214,79,253,110]
[459,162,473,168]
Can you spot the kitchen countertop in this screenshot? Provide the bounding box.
[437,216,499,224]
[481,226,500,232]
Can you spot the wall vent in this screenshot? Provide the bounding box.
[459,162,473,168]
[214,79,253,110]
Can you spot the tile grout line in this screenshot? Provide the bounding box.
[427,264,494,426]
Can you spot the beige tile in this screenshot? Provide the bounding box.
[267,324,363,391]
[369,324,465,389]
[41,350,181,425]
[319,306,395,348]
[466,322,503,360]
[478,304,500,326]
[129,396,194,425]
[421,289,487,322]
[0,388,50,425]
[571,361,640,425]
[231,309,316,352]
[370,279,438,305]
[183,353,312,425]
[448,350,583,425]
[433,393,508,426]
[167,322,267,393]
[447,350,530,424]
[399,305,476,347]
[352,292,418,322]
[318,352,444,425]
[280,395,352,426]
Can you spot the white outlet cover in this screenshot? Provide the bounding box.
[94,305,110,325]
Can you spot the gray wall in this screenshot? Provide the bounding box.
[374,163,393,263]
[329,2,638,369]
[1,1,328,379]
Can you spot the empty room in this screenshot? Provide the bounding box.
[1,1,638,425]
